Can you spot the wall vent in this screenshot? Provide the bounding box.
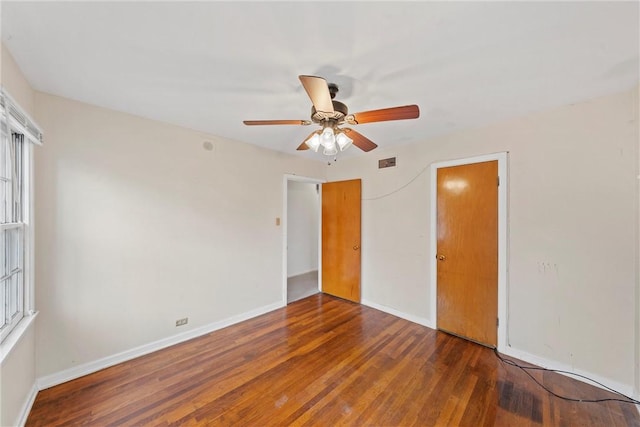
[378,157,397,169]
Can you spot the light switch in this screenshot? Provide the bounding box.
[276,217,281,226]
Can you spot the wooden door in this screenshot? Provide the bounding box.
[437,161,498,347]
[322,179,361,302]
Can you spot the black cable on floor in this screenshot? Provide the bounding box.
[493,348,640,405]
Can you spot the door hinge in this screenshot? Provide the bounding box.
[496,317,499,327]
[497,176,500,186]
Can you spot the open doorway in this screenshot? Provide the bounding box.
[284,176,323,304]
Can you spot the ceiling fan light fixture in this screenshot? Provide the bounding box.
[323,144,338,156]
[320,126,335,148]
[305,133,321,151]
[336,131,353,151]
[320,126,338,155]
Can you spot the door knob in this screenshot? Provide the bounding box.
[437,254,446,261]
[353,245,360,250]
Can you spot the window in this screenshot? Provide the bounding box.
[0,91,41,343]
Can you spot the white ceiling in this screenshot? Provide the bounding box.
[2,1,638,160]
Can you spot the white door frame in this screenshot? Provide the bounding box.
[282,174,325,305]
[429,152,509,351]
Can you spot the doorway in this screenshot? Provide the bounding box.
[283,175,323,304]
[429,153,508,350]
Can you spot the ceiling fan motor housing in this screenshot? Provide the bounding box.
[311,100,348,124]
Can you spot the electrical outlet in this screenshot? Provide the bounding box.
[175,317,188,327]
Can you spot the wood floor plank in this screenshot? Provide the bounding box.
[27,294,640,426]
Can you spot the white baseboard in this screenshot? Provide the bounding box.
[36,301,284,390]
[15,383,38,427]
[361,299,434,329]
[287,269,318,279]
[500,345,636,399]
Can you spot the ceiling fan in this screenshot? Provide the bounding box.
[243,75,419,156]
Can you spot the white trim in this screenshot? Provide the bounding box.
[362,299,433,328]
[635,85,640,417]
[0,222,23,231]
[0,87,43,145]
[500,346,636,400]
[36,301,283,390]
[287,269,319,280]
[26,142,35,315]
[282,174,325,306]
[429,152,509,351]
[1,104,37,345]
[14,383,38,427]
[0,312,37,364]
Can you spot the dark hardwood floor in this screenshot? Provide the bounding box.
[27,294,639,426]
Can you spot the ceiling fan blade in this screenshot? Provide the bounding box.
[299,75,335,114]
[297,131,318,151]
[243,120,311,126]
[342,128,378,152]
[347,105,419,125]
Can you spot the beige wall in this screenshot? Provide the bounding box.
[33,92,325,378]
[327,88,639,391]
[1,44,35,117]
[0,326,36,426]
[0,43,38,427]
